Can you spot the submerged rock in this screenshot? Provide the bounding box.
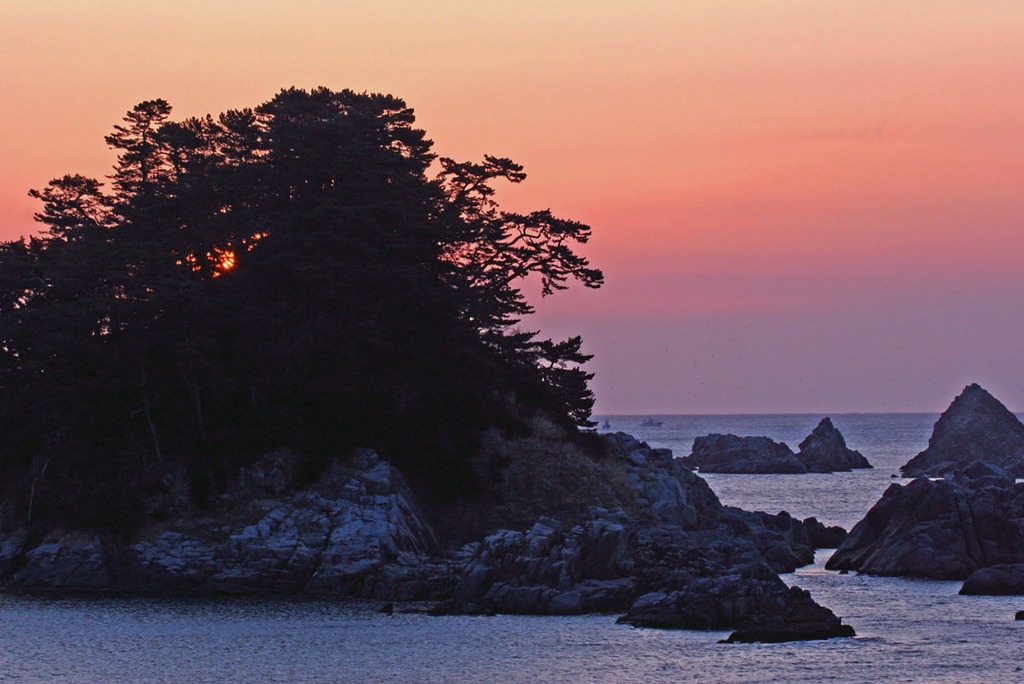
[796,418,872,473]
[900,384,1024,477]
[826,462,1024,579]
[682,434,806,474]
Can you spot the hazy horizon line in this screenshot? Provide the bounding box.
[593,411,953,417]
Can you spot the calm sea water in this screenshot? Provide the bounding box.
[614,413,939,530]
[2,414,1023,683]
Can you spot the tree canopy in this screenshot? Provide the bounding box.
[0,87,602,532]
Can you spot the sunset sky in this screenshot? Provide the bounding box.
[3,1,1022,413]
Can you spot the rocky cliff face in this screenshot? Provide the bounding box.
[826,461,1024,580]
[900,384,1024,477]
[0,433,854,643]
[796,418,872,472]
[436,446,814,618]
[3,450,454,599]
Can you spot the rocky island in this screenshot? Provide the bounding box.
[827,385,1024,589]
[0,89,856,644]
[681,418,871,474]
[900,383,1024,477]
[681,434,805,474]
[797,418,872,472]
[826,460,1024,579]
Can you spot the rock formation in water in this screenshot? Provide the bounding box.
[959,564,1024,595]
[900,384,1024,477]
[681,434,806,474]
[796,418,872,472]
[826,461,1024,579]
[0,431,854,643]
[616,562,855,642]
[682,419,870,475]
[432,433,852,641]
[801,517,848,549]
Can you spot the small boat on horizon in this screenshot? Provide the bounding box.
[601,419,612,429]
[640,417,663,427]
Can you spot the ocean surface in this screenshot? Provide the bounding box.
[2,414,1023,683]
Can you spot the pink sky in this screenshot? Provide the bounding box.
[3,2,1023,413]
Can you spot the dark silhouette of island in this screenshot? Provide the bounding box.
[0,88,602,530]
[0,88,855,643]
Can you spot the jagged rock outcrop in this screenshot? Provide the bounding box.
[826,461,1024,579]
[435,434,852,641]
[796,418,872,472]
[682,434,806,474]
[434,506,824,619]
[0,433,854,643]
[438,515,639,616]
[801,517,848,549]
[603,432,721,527]
[5,450,454,598]
[8,536,113,588]
[901,384,1024,477]
[618,562,854,642]
[959,564,1024,595]
[723,586,856,643]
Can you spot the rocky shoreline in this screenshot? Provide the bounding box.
[13,383,1021,641]
[0,432,855,643]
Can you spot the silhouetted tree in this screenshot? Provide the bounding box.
[0,86,602,531]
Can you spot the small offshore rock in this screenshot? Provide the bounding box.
[796,418,872,472]
[618,563,854,644]
[801,517,847,549]
[682,434,806,474]
[724,588,857,643]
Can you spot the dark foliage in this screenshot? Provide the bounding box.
[0,87,602,532]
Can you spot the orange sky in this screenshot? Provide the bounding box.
[3,1,1023,413]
